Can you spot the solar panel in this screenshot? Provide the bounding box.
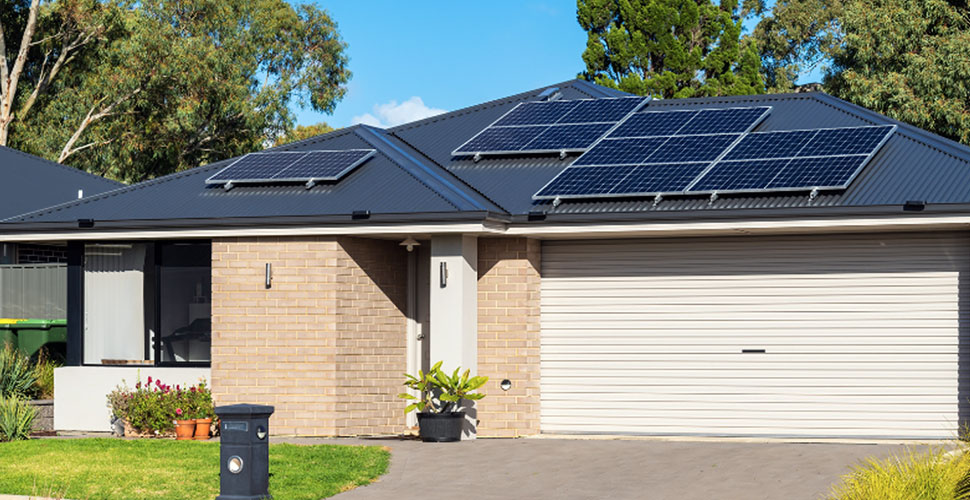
[272,150,374,181]
[534,119,896,200]
[678,107,772,135]
[205,149,375,186]
[534,106,769,200]
[452,96,647,156]
[608,110,696,139]
[686,125,895,194]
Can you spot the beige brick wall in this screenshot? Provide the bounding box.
[211,236,407,436]
[476,237,541,437]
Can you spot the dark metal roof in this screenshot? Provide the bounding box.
[7,79,970,230]
[7,126,502,225]
[0,146,122,220]
[396,90,970,217]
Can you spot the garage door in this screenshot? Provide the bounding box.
[540,232,968,438]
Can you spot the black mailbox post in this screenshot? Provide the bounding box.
[215,404,275,500]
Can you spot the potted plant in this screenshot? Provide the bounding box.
[398,361,487,442]
[189,381,214,440]
[174,408,194,440]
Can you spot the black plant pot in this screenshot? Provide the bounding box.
[417,412,464,442]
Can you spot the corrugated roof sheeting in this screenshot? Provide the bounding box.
[13,128,461,222]
[407,90,970,215]
[0,146,122,220]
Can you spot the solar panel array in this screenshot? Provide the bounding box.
[533,102,896,200]
[534,106,771,198]
[452,96,647,156]
[205,150,375,186]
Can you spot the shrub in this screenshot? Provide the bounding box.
[0,396,36,442]
[0,345,37,399]
[827,448,970,500]
[31,349,59,400]
[107,377,214,435]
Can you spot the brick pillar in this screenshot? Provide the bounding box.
[476,237,541,437]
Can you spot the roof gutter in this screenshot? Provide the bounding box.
[0,211,509,242]
[507,203,970,238]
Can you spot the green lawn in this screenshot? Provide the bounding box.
[0,438,389,500]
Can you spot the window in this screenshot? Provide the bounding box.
[156,242,211,364]
[83,243,148,365]
[77,240,211,366]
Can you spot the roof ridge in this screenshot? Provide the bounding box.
[389,131,510,213]
[0,146,124,187]
[353,126,491,212]
[388,78,606,134]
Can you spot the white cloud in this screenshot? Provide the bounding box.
[351,96,446,128]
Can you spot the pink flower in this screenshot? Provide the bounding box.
[190,387,196,392]
[135,382,141,389]
[147,376,152,385]
[176,408,183,416]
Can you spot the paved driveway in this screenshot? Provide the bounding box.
[282,436,926,500]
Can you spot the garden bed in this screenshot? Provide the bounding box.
[0,438,389,499]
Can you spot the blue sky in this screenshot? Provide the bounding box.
[296,1,822,129]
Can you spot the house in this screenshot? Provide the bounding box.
[0,146,122,264]
[2,79,968,439]
[0,147,121,354]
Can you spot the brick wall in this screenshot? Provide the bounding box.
[16,244,68,264]
[476,237,541,437]
[211,236,407,436]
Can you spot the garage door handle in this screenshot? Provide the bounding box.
[741,349,766,354]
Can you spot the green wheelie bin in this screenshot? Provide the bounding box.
[0,318,67,360]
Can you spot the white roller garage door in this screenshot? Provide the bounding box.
[540,232,968,438]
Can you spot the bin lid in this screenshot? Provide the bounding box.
[0,319,56,328]
[215,403,275,418]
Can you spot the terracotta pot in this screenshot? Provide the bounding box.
[194,418,212,440]
[175,419,195,440]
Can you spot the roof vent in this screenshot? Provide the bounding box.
[903,200,926,211]
[536,87,561,101]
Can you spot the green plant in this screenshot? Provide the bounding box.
[398,361,487,415]
[827,448,970,500]
[31,349,59,400]
[107,377,215,435]
[0,396,36,442]
[0,344,37,399]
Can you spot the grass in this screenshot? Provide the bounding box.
[827,447,970,500]
[0,438,390,500]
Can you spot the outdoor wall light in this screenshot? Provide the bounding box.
[265,263,272,289]
[439,261,448,288]
[400,236,420,252]
[227,455,244,474]
[500,379,512,391]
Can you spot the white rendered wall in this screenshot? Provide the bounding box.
[54,366,210,432]
[429,234,478,438]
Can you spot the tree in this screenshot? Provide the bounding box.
[577,0,765,99]
[754,0,970,145]
[748,0,843,92]
[273,122,335,147]
[1,0,350,182]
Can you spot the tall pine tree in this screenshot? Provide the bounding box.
[577,0,765,98]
